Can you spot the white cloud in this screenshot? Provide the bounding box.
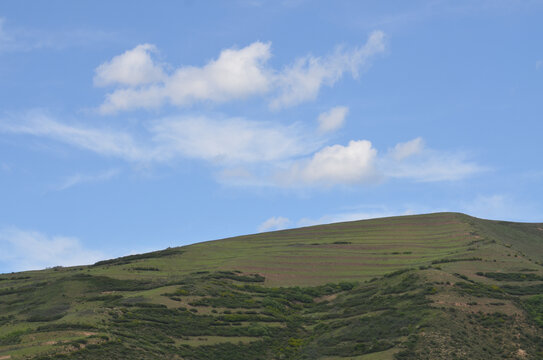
[0,17,14,51]
[1,113,482,187]
[0,162,11,173]
[97,32,386,113]
[280,140,379,186]
[258,216,291,232]
[56,168,120,191]
[0,18,8,40]
[382,138,484,182]
[94,44,166,87]
[0,227,105,272]
[270,31,386,109]
[389,137,424,161]
[0,112,318,165]
[99,41,272,113]
[317,106,348,133]
[151,116,318,164]
[0,112,153,161]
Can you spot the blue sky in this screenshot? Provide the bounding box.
[1,0,542,273]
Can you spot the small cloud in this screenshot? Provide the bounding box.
[317,106,348,133]
[382,138,484,182]
[56,168,120,191]
[537,60,543,70]
[94,44,166,87]
[258,216,291,232]
[0,227,105,272]
[388,137,424,161]
[280,140,379,186]
[0,162,11,173]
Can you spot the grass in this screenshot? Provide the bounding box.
[1,212,543,359]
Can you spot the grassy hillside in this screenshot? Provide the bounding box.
[1,212,543,359]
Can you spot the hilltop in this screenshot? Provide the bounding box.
[1,212,543,359]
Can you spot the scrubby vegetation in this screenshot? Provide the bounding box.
[2,212,543,359]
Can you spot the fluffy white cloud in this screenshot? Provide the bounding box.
[258,216,291,232]
[281,140,379,186]
[99,42,272,113]
[165,42,272,104]
[94,44,166,87]
[270,31,386,109]
[0,227,104,271]
[97,32,386,113]
[317,106,348,133]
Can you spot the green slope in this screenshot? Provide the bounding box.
[1,212,543,359]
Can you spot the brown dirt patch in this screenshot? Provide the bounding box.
[0,356,11,360]
[314,293,338,303]
[79,332,97,337]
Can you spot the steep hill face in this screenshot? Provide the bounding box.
[1,212,543,359]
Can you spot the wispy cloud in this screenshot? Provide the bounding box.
[0,227,105,272]
[96,31,386,113]
[55,168,120,191]
[1,112,483,188]
[271,31,385,109]
[317,106,348,133]
[151,116,319,164]
[273,204,425,228]
[461,194,543,222]
[0,111,319,165]
[381,138,485,182]
[0,111,153,161]
[0,17,116,53]
[297,210,412,227]
[258,216,291,232]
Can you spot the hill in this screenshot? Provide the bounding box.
[1,212,543,359]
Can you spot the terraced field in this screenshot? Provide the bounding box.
[1,212,543,359]
[90,213,481,286]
